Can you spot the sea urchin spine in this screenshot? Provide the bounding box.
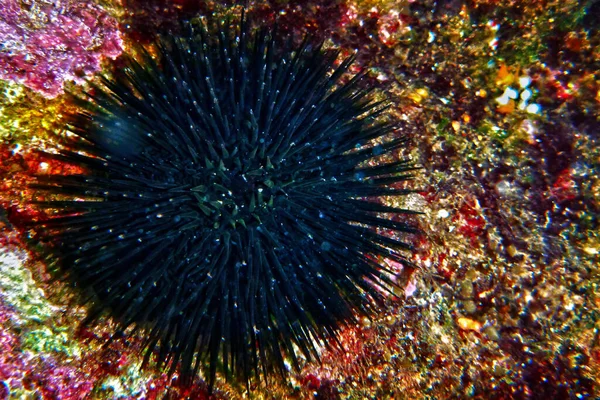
[31,15,419,388]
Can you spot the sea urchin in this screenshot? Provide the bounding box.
[32,15,418,388]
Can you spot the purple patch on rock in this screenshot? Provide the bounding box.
[0,0,123,98]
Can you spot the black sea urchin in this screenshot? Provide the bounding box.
[32,15,418,388]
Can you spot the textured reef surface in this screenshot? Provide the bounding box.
[0,0,599,399]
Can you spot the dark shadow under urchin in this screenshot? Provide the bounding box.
[30,13,420,390]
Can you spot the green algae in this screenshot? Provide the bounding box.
[0,251,56,323]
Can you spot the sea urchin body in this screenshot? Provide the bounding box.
[32,16,418,388]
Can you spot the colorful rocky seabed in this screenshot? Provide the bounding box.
[0,0,598,398]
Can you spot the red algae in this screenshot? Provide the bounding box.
[0,143,85,236]
[0,0,123,98]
